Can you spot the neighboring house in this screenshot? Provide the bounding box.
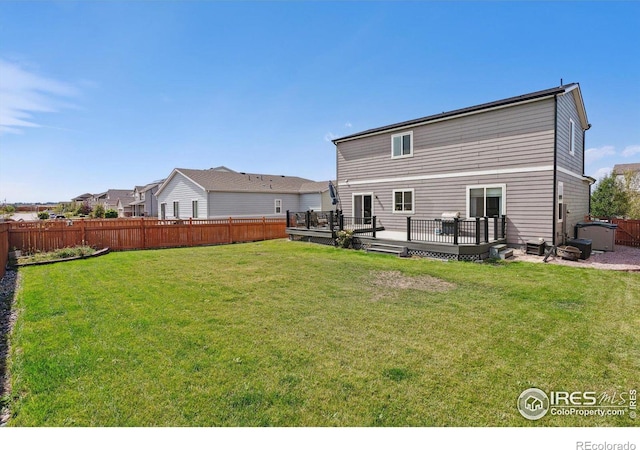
[130,180,164,217]
[91,189,134,217]
[332,83,593,246]
[613,163,640,191]
[71,193,92,203]
[155,166,331,219]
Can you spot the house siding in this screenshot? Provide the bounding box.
[208,192,300,218]
[337,98,557,245]
[555,91,590,242]
[300,193,323,211]
[156,172,207,219]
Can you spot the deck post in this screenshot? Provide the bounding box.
[494,216,498,241]
[406,217,411,242]
[286,210,290,228]
[484,217,489,243]
[453,218,459,245]
[475,217,480,245]
[305,211,310,229]
[372,216,376,238]
[338,214,344,231]
[501,215,507,238]
[329,211,334,234]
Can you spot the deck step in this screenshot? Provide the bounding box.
[366,243,409,257]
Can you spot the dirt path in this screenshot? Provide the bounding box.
[509,244,640,271]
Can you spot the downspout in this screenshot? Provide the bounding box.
[552,95,558,246]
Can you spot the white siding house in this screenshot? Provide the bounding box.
[155,166,331,220]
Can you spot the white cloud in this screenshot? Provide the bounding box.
[344,122,352,128]
[0,58,79,135]
[592,166,612,183]
[622,145,640,158]
[585,145,616,164]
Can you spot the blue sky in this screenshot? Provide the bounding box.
[0,1,638,203]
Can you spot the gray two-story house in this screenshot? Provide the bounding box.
[332,83,593,248]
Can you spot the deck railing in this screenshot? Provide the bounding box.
[286,211,378,237]
[407,216,506,245]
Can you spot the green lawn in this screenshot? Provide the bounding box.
[6,239,640,426]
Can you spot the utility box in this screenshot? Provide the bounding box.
[575,222,617,252]
[566,238,592,260]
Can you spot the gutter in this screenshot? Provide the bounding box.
[552,95,558,246]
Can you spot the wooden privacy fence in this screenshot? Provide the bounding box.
[6,217,288,255]
[611,218,640,248]
[0,223,8,280]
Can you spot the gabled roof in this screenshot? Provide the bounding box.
[333,83,589,144]
[72,193,92,201]
[156,168,325,196]
[613,163,640,175]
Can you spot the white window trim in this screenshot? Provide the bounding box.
[160,203,166,220]
[391,130,413,159]
[351,192,374,218]
[392,189,415,214]
[274,199,282,214]
[558,181,564,222]
[465,184,507,218]
[192,199,198,219]
[569,118,576,156]
[173,201,179,219]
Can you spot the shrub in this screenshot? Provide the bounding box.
[37,211,49,220]
[76,201,92,216]
[93,204,105,218]
[105,209,118,218]
[335,230,354,249]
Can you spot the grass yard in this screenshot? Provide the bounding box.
[5,239,640,426]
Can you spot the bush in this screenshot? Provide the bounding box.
[335,230,355,249]
[37,211,49,220]
[105,209,118,218]
[93,204,105,218]
[76,201,92,216]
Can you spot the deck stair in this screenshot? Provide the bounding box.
[366,242,409,257]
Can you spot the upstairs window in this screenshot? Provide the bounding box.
[391,131,413,158]
[569,118,576,156]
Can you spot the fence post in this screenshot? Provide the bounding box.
[262,216,266,240]
[228,217,233,243]
[453,218,459,245]
[81,219,86,246]
[329,211,334,234]
[475,217,480,245]
[188,218,193,247]
[407,217,412,242]
[372,216,377,238]
[483,217,489,243]
[494,216,498,241]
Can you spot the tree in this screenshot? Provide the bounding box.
[76,201,92,216]
[590,171,629,218]
[93,204,105,218]
[620,170,640,219]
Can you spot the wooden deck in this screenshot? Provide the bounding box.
[286,226,506,261]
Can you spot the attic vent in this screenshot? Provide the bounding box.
[281,175,285,177]
[240,172,246,175]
